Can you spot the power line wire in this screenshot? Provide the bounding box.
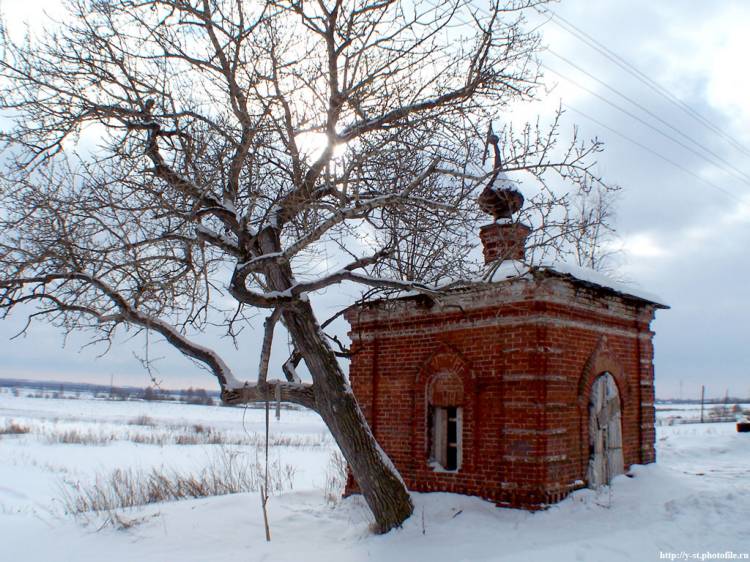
[545,48,750,182]
[564,104,740,201]
[539,7,750,159]
[542,63,750,187]
[441,3,744,201]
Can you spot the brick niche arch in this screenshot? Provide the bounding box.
[413,347,475,470]
[427,371,465,406]
[415,346,474,387]
[576,335,629,407]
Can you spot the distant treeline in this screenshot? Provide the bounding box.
[0,377,219,405]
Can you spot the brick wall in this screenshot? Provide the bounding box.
[344,273,659,509]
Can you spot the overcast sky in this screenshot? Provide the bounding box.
[0,0,747,400]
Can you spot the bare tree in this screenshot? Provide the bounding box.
[564,182,621,273]
[0,0,614,532]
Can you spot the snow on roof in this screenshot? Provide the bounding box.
[361,259,667,310]
[486,259,669,308]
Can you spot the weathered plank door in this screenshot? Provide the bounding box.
[587,373,624,488]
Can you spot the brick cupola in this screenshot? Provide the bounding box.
[476,167,530,263]
[479,220,531,263]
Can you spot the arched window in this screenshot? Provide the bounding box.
[427,372,464,472]
[429,405,461,470]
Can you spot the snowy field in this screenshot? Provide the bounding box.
[655,402,749,425]
[1,390,749,562]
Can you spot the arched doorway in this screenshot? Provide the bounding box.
[587,372,624,488]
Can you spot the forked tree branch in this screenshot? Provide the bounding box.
[0,273,316,408]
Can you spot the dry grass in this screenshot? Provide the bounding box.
[324,450,348,506]
[0,420,31,435]
[129,415,156,427]
[33,418,329,448]
[43,427,223,446]
[41,425,329,448]
[59,448,298,518]
[52,429,114,445]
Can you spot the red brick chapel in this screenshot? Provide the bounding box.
[344,178,667,510]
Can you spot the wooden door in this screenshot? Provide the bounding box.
[587,373,624,488]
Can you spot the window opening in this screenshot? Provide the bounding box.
[430,405,461,471]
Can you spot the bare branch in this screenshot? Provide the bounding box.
[257,308,282,384]
[222,380,315,410]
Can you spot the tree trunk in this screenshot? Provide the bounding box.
[283,301,413,533]
[253,226,413,533]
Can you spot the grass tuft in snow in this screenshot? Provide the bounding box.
[0,419,31,435]
[323,450,348,506]
[33,423,329,448]
[0,420,31,435]
[50,429,114,445]
[60,448,298,518]
[128,415,156,427]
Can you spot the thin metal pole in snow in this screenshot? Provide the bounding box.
[261,400,271,542]
[275,383,281,420]
[700,385,705,423]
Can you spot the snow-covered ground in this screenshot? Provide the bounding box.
[1,390,748,562]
